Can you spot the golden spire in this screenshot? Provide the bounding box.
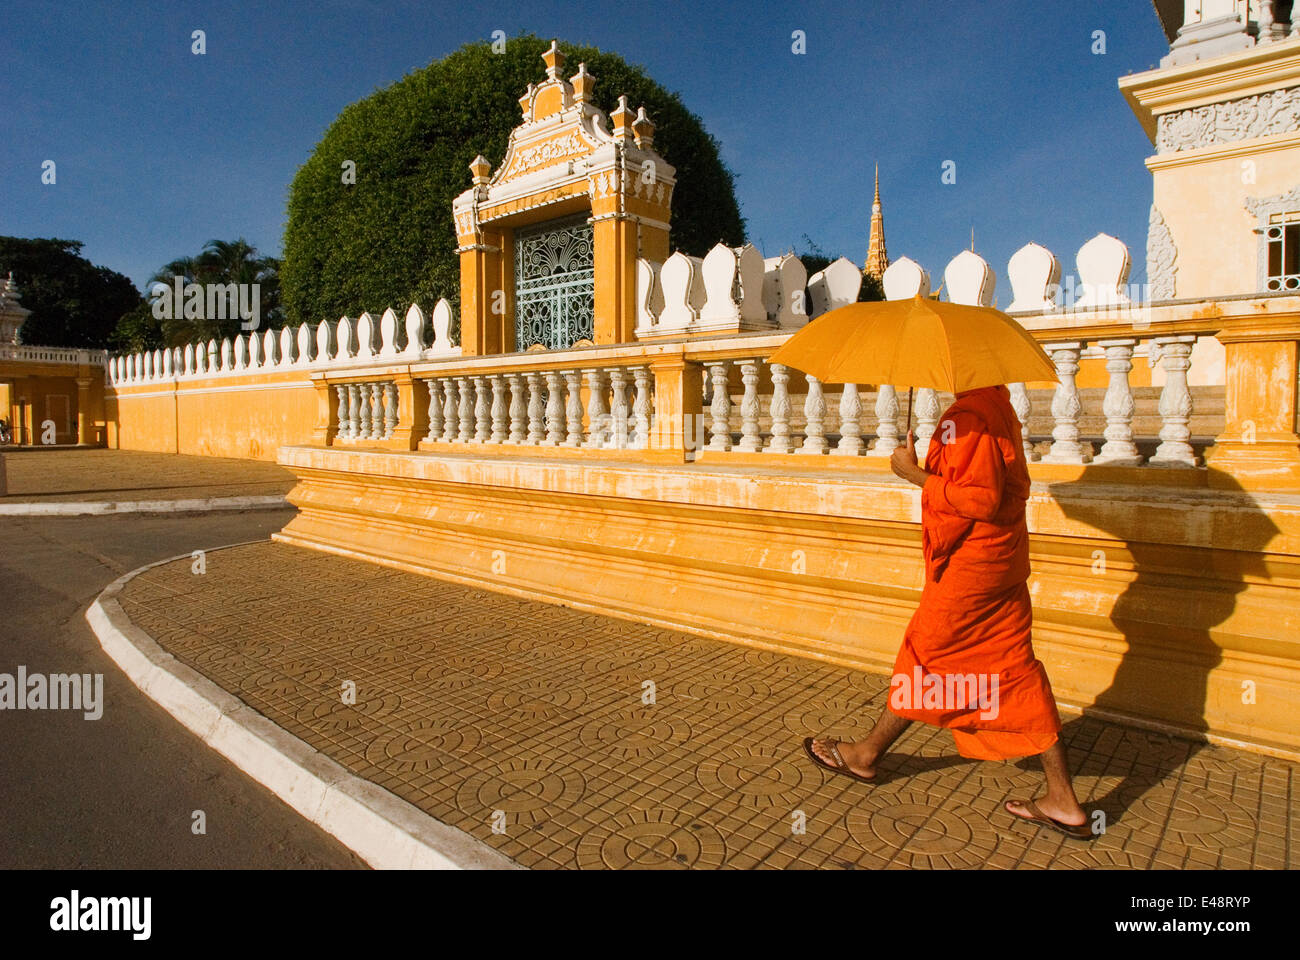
[864,163,889,280]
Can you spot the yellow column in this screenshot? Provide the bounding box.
[391,372,426,451]
[593,214,636,344]
[458,231,505,357]
[647,355,702,463]
[75,377,94,445]
[1206,323,1300,489]
[312,378,338,447]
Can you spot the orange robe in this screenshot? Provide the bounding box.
[889,384,1062,760]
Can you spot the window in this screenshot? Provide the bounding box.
[1266,212,1300,292]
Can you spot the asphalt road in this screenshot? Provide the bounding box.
[0,509,366,869]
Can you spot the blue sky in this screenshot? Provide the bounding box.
[2,0,1169,300]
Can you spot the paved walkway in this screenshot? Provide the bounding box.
[115,540,1296,870]
[0,449,294,502]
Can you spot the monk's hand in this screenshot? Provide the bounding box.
[890,431,928,487]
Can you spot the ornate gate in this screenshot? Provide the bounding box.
[514,216,595,351]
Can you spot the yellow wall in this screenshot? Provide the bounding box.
[275,445,1300,759]
[1149,136,1300,300]
[109,370,317,460]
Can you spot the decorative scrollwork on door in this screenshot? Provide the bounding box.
[514,216,595,351]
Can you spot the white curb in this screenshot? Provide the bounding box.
[1,495,291,517]
[85,543,521,871]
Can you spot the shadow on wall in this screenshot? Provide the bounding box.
[1048,465,1281,826]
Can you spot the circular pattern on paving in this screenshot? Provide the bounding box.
[1128,786,1256,848]
[742,648,806,675]
[238,669,308,700]
[485,685,587,721]
[971,758,1040,787]
[672,671,771,709]
[578,708,692,759]
[577,810,727,869]
[456,758,585,826]
[355,638,436,664]
[505,633,589,654]
[413,655,504,689]
[782,699,873,738]
[293,692,401,731]
[845,790,997,867]
[274,658,338,688]
[696,746,805,807]
[1055,849,1153,870]
[364,719,481,770]
[580,653,672,685]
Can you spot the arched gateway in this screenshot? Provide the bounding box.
[453,41,675,355]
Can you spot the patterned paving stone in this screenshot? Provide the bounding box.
[117,540,1299,870]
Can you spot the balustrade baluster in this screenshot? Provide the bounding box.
[914,388,941,461]
[705,361,731,451]
[526,372,546,444]
[544,372,565,445]
[868,385,900,457]
[369,383,385,440]
[507,374,526,444]
[765,363,793,453]
[1042,342,1093,463]
[631,367,651,450]
[489,375,508,443]
[1149,335,1200,467]
[457,376,474,442]
[473,377,491,443]
[442,379,460,442]
[356,382,371,439]
[738,361,762,451]
[564,371,584,447]
[383,383,398,439]
[1008,383,1036,462]
[798,374,828,454]
[426,380,443,441]
[1094,340,1142,465]
[608,368,630,450]
[335,385,350,440]
[584,369,609,449]
[835,384,863,455]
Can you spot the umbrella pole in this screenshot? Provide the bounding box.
[906,387,914,439]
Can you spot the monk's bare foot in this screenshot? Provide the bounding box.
[810,738,879,779]
[1005,796,1086,827]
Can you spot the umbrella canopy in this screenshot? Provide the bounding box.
[767,294,1057,392]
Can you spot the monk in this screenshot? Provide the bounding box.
[805,384,1093,840]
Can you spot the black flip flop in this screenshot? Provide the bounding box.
[1005,799,1096,841]
[803,737,876,784]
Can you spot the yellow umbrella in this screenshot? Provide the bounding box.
[767,294,1058,427]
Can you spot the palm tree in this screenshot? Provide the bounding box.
[148,240,283,346]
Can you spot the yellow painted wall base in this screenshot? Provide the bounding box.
[274,446,1300,760]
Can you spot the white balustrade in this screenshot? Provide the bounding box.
[1041,342,1093,463]
[1149,335,1200,467]
[1093,339,1142,465]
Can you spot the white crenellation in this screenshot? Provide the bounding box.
[1075,234,1132,308]
[1007,243,1061,313]
[882,257,931,300]
[944,251,995,307]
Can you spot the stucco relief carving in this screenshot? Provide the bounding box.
[1146,205,1178,301]
[499,131,588,180]
[1156,86,1300,153]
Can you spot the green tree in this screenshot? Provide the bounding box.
[0,237,142,348]
[121,239,283,348]
[282,34,745,330]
